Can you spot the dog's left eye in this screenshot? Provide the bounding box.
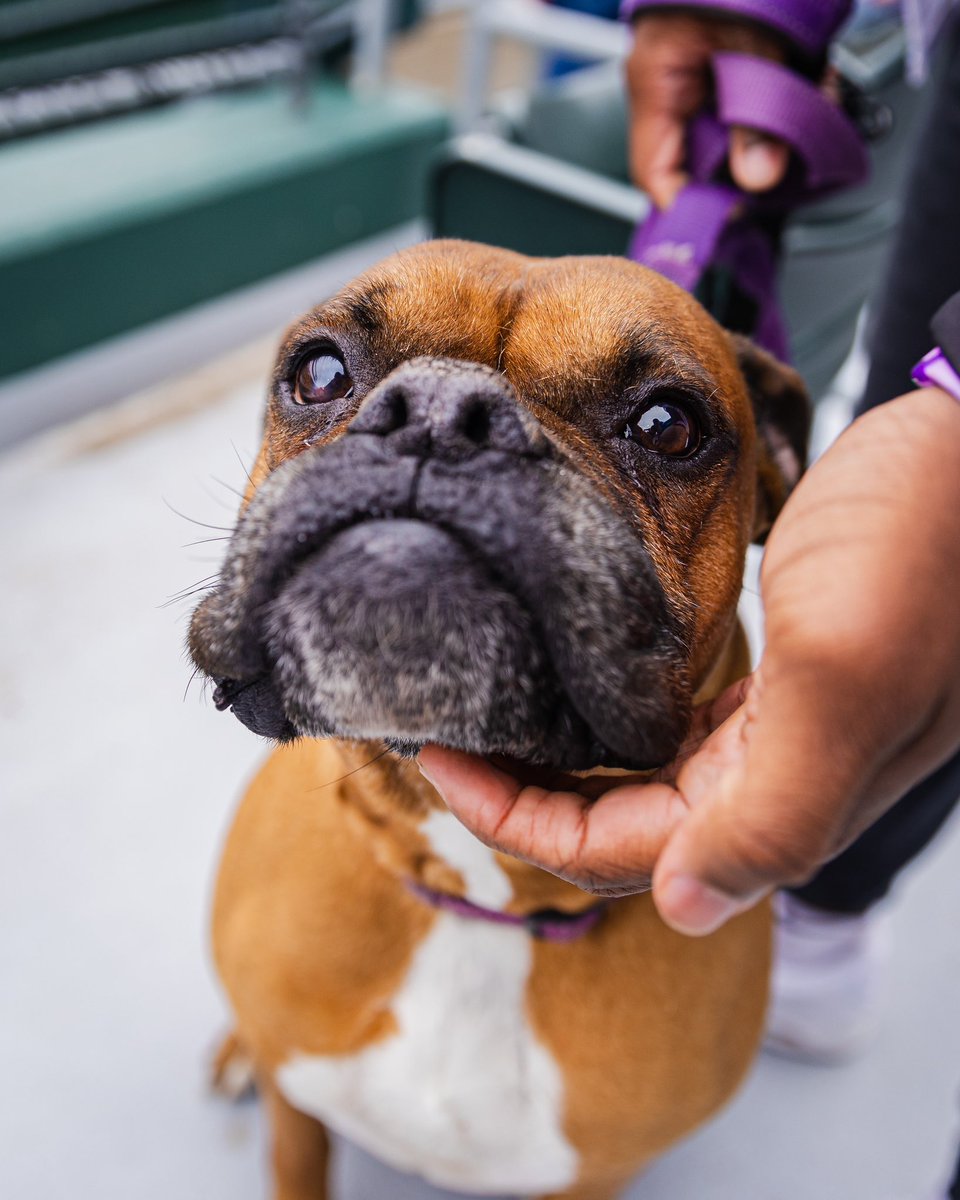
[619,398,701,458]
[294,351,354,405]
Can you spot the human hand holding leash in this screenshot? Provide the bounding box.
[419,388,960,936]
[625,12,793,208]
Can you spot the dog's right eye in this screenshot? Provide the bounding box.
[619,396,701,458]
[294,351,354,405]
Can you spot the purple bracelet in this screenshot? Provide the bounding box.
[912,348,960,404]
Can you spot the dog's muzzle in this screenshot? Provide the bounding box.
[190,358,691,770]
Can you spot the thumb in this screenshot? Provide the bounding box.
[728,126,790,192]
[652,660,866,935]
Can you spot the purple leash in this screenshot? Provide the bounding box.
[623,3,870,358]
[406,880,608,943]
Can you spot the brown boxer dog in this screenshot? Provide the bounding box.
[189,240,808,1200]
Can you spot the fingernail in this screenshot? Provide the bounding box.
[656,874,744,936]
[747,140,778,164]
[738,141,782,189]
[417,758,444,797]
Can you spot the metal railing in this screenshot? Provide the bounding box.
[0,0,394,137]
[458,0,628,130]
[455,0,905,130]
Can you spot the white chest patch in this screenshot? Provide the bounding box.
[276,912,578,1195]
[420,807,514,908]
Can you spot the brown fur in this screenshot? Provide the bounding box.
[214,741,770,1196]
[204,242,807,1198]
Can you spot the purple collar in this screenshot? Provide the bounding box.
[406,880,607,943]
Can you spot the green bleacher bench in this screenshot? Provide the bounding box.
[0,78,448,382]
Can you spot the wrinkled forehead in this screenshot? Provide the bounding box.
[279,243,750,418]
[500,256,748,420]
[280,242,518,368]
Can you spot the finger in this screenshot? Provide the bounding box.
[569,778,690,892]
[418,745,688,894]
[661,675,753,782]
[728,126,790,192]
[418,745,563,859]
[625,17,710,208]
[630,110,689,209]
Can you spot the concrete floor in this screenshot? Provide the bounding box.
[3,252,960,1200]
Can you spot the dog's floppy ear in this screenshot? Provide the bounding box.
[730,333,812,541]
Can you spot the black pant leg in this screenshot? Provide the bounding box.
[790,751,960,914]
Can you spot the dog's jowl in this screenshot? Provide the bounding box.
[190,241,809,1200]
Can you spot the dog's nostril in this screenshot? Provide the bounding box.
[384,390,408,433]
[461,399,491,446]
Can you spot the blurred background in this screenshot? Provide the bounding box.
[1,2,958,1197]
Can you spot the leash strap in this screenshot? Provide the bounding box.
[713,53,868,193]
[628,53,870,358]
[406,880,607,943]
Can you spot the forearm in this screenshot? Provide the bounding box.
[761,388,960,814]
[764,388,960,700]
[642,386,960,932]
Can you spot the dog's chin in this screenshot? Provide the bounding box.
[200,517,665,771]
[262,518,576,765]
[200,517,690,771]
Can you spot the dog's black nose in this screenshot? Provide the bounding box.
[348,357,551,459]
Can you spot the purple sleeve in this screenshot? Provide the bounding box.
[618,0,854,56]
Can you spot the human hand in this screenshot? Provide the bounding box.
[419,388,960,934]
[625,12,794,208]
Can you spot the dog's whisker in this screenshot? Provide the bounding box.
[307,748,391,792]
[182,535,231,549]
[161,574,221,609]
[163,497,236,534]
[210,475,246,502]
[200,480,242,514]
[182,663,205,702]
[161,591,213,610]
[169,572,221,594]
[160,585,218,610]
[230,440,257,490]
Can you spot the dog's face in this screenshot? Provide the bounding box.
[189,241,807,771]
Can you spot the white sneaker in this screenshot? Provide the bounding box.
[764,892,890,1064]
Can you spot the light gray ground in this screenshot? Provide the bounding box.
[2,263,958,1200]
